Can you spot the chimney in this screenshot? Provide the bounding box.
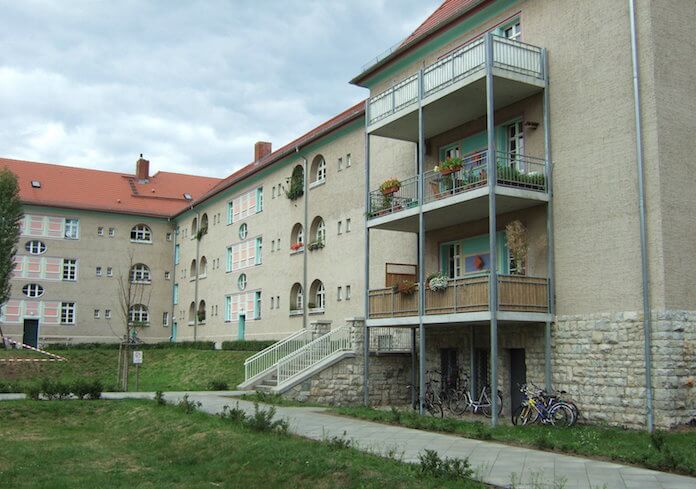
[136,154,150,181]
[254,141,272,162]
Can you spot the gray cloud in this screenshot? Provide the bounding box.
[0,0,439,177]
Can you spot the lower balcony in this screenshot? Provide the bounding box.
[367,273,549,326]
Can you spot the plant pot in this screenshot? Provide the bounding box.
[381,186,400,196]
[439,166,462,176]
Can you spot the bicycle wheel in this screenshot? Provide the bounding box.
[426,400,444,417]
[447,390,469,416]
[481,389,503,418]
[512,404,538,426]
[549,403,574,426]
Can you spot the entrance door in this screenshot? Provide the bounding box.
[440,348,458,390]
[22,319,39,348]
[509,349,527,412]
[473,349,489,397]
[237,315,246,340]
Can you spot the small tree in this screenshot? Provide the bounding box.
[0,169,23,342]
[505,220,528,275]
[116,251,152,390]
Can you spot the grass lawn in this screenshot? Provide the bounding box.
[0,400,484,489]
[0,348,252,391]
[333,406,696,476]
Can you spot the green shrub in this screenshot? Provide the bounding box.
[24,384,41,400]
[177,394,202,414]
[206,380,229,391]
[471,422,493,440]
[220,403,248,423]
[40,379,71,400]
[45,341,216,351]
[155,391,166,406]
[220,340,275,351]
[245,403,289,434]
[72,379,103,400]
[418,449,473,480]
[0,381,20,393]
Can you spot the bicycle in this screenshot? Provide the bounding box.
[512,384,575,426]
[406,370,444,417]
[446,372,503,418]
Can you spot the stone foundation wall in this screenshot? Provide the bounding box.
[553,310,696,429]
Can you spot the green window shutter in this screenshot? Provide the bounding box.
[224,296,231,321]
[256,188,263,212]
[173,284,179,305]
[226,247,232,272]
[255,238,262,265]
[174,244,180,264]
[254,291,261,320]
[227,201,233,225]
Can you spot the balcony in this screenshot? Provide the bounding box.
[368,151,548,231]
[367,273,549,326]
[367,35,545,141]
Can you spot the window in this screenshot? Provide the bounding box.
[345,218,351,233]
[163,312,169,326]
[61,302,76,324]
[346,153,351,167]
[166,232,173,241]
[230,188,261,222]
[25,240,46,255]
[197,301,206,323]
[290,283,303,311]
[175,244,180,264]
[256,187,263,212]
[200,213,209,235]
[199,256,208,277]
[310,217,325,246]
[105,309,112,319]
[338,157,343,171]
[271,240,275,252]
[94,309,100,319]
[106,267,113,277]
[309,280,325,310]
[238,273,247,290]
[227,201,233,224]
[254,291,261,320]
[22,284,44,298]
[130,224,152,242]
[129,304,149,324]
[130,263,151,283]
[337,286,343,301]
[337,221,343,235]
[164,271,171,280]
[291,223,304,250]
[503,20,521,41]
[256,237,262,265]
[62,259,77,281]
[108,228,115,237]
[270,296,275,309]
[316,219,325,243]
[446,244,462,279]
[64,219,79,239]
[346,285,351,300]
[97,227,104,236]
[191,217,198,236]
[506,120,525,170]
[311,155,326,183]
[96,266,102,277]
[276,296,280,309]
[272,186,277,199]
[190,259,197,278]
[239,223,248,240]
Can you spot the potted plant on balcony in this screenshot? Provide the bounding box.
[435,156,463,176]
[379,178,401,196]
[427,272,448,292]
[290,242,304,252]
[307,239,324,251]
[393,280,417,296]
[505,219,528,275]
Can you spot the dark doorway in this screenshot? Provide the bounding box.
[22,319,39,348]
[473,349,489,397]
[509,349,527,412]
[440,348,458,390]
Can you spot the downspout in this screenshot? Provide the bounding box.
[169,217,177,342]
[193,208,200,342]
[628,0,654,432]
[363,125,371,406]
[296,147,308,331]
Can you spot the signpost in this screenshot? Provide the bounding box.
[133,351,143,391]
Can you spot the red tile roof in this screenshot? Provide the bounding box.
[0,157,221,218]
[189,100,366,211]
[352,0,487,86]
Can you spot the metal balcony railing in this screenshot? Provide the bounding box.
[368,274,549,319]
[368,327,413,353]
[367,35,544,126]
[244,328,314,382]
[368,174,418,218]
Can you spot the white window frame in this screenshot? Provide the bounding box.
[337,157,343,171]
[239,223,248,240]
[238,273,247,290]
[97,227,104,236]
[337,221,343,235]
[62,259,77,281]
[25,240,46,255]
[64,219,79,239]
[105,309,112,319]
[346,153,351,168]
[129,304,149,324]
[106,267,113,277]
[316,283,325,310]
[130,263,151,284]
[317,157,326,182]
[337,286,343,301]
[61,302,76,324]
[108,228,115,237]
[22,283,44,298]
[346,218,351,233]
[346,285,351,300]
[96,266,102,277]
[503,21,521,41]
[130,224,152,243]
[163,311,169,326]
[94,309,100,319]
[316,219,325,243]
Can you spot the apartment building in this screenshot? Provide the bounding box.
[0,157,220,345]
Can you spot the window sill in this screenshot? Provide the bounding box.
[289,310,303,317]
[130,239,153,245]
[289,249,304,256]
[309,179,326,190]
[309,308,325,315]
[132,280,152,285]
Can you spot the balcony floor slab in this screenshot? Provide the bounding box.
[366,311,551,328]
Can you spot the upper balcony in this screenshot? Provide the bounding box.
[367,35,546,141]
[367,150,548,232]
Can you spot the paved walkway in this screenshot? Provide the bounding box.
[4,391,695,489]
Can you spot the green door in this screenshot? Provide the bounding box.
[237,315,246,340]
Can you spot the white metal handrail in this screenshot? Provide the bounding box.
[244,329,314,382]
[276,325,353,385]
[367,35,544,125]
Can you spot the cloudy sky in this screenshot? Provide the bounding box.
[0,0,440,177]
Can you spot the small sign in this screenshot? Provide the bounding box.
[133,351,143,365]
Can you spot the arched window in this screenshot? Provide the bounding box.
[290,283,303,311]
[190,259,197,277]
[239,223,248,240]
[200,213,209,235]
[25,241,46,255]
[129,304,149,324]
[130,263,151,283]
[22,284,44,298]
[286,165,304,200]
[199,256,208,277]
[237,273,247,290]
[188,301,196,324]
[191,217,198,235]
[309,217,325,249]
[130,224,152,242]
[290,223,304,251]
[197,300,206,323]
[311,155,326,184]
[309,280,325,310]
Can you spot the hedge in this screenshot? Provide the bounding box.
[221,340,275,351]
[45,341,216,351]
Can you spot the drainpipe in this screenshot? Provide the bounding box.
[169,217,177,342]
[193,208,200,342]
[628,0,654,432]
[363,128,371,406]
[296,147,309,331]
[417,67,426,416]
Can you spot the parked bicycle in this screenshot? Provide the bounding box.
[406,370,444,417]
[444,372,503,418]
[512,383,577,426]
